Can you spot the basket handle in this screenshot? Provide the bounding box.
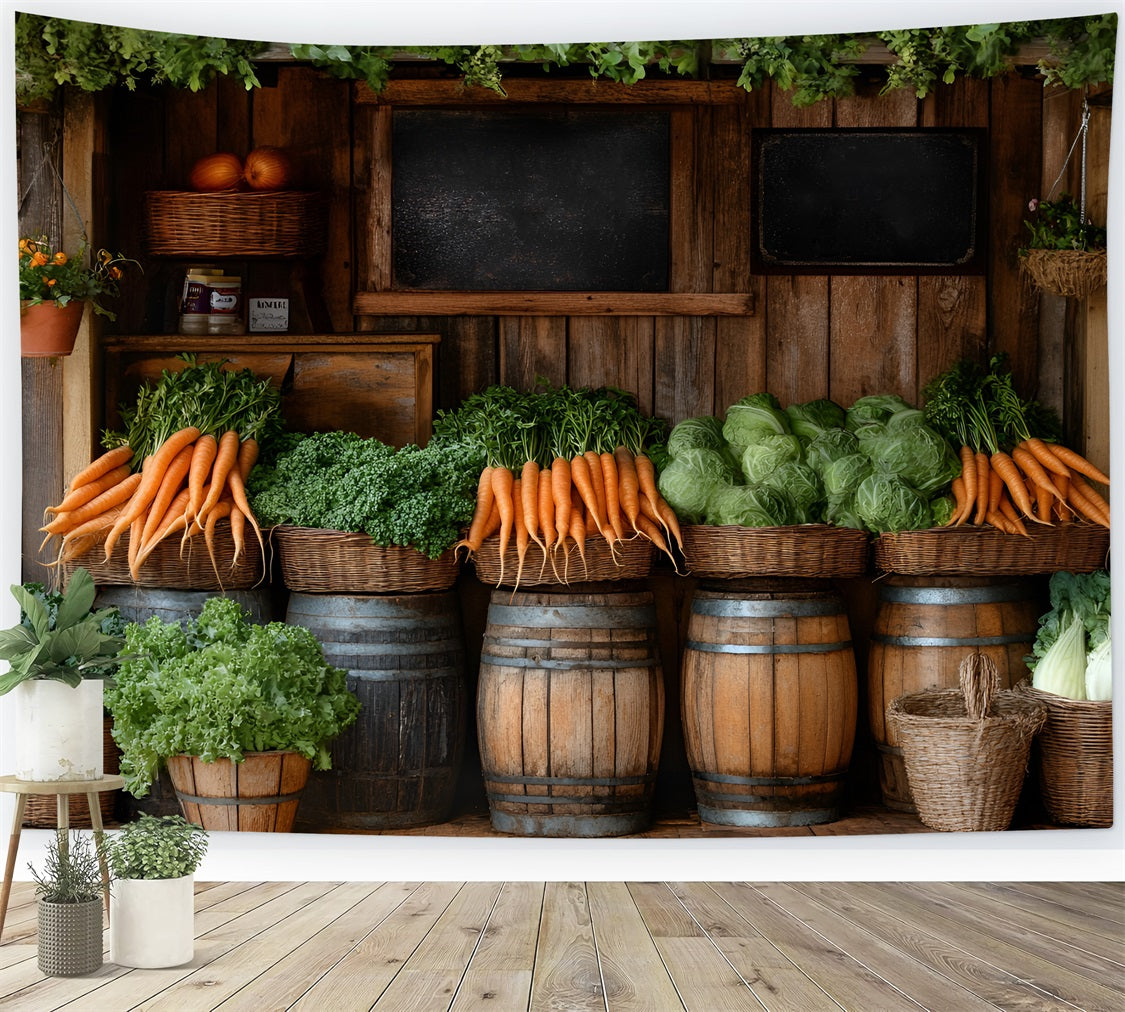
[960,651,1000,720]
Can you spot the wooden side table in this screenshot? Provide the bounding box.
[0,774,125,941]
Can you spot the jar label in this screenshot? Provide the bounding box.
[181,280,211,315]
[210,289,242,316]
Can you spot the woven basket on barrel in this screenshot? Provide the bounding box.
[886,655,1048,832]
[874,523,1109,577]
[680,524,870,580]
[143,190,328,258]
[1020,249,1107,299]
[21,718,120,828]
[1017,685,1113,827]
[471,532,653,587]
[273,525,459,593]
[60,523,266,591]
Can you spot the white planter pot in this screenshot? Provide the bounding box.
[110,875,195,968]
[12,678,104,781]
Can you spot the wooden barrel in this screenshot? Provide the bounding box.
[94,586,276,626]
[285,591,466,830]
[867,576,1042,812]
[477,587,664,837]
[681,585,858,827]
[167,752,309,832]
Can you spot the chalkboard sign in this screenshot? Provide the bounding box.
[392,109,670,291]
[752,129,986,273]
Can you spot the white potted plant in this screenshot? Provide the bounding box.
[105,814,208,967]
[0,568,125,781]
[28,830,106,977]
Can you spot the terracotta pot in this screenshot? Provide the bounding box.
[20,300,86,357]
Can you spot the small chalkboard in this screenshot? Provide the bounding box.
[392,109,670,291]
[752,129,986,273]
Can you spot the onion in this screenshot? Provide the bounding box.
[243,146,292,191]
[189,152,243,192]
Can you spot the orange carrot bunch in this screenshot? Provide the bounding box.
[456,446,684,588]
[944,437,1109,534]
[41,426,265,585]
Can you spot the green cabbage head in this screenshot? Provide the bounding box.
[657,447,737,524]
[854,473,932,533]
[705,483,793,527]
[740,434,803,484]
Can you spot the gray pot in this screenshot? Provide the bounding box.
[37,898,103,977]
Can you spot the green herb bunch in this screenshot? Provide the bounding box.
[247,431,486,559]
[105,815,208,880]
[1020,194,1107,254]
[105,596,360,797]
[29,831,105,904]
[19,235,138,320]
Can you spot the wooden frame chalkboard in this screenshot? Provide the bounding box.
[391,108,670,292]
[751,128,987,274]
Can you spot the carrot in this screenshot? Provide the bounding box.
[491,466,516,586]
[40,471,143,537]
[568,488,588,582]
[139,442,195,550]
[599,452,626,545]
[633,454,665,534]
[126,514,145,576]
[65,445,134,493]
[656,498,684,553]
[636,512,675,566]
[551,457,572,542]
[134,488,192,573]
[203,500,235,586]
[229,505,246,568]
[195,429,241,527]
[520,460,545,554]
[456,466,496,558]
[47,463,133,516]
[985,509,1014,534]
[946,476,967,527]
[55,504,124,554]
[970,452,990,525]
[998,495,1029,537]
[1069,474,1111,525]
[225,450,265,569]
[570,454,605,538]
[955,445,976,525]
[538,466,559,582]
[991,451,1039,524]
[510,478,529,592]
[614,446,641,534]
[1054,474,1072,524]
[985,462,1004,517]
[482,499,502,540]
[102,425,202,562]
[1066,479,1110,528]
[1047,443,1110,487]
[1012,446,1064,499]
[184,434,218,524]
[1020,437,1072,480]
[237,436,260,479]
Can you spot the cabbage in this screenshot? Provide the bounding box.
[929,494,956,528]
[805,429,861,478]
[862,423,961,495]
[732,392,783,411]
[657,448,736,523]
[822,453,873,501]
[740,434,803,484]
[705,483,793,527]
[887,407,927,429]
[825,498,865,530]
[785,398,846,442]
[667,416,726,458]
[722,400,792,449]
[853,473,932,533]
[845,394,913,431]
[758,461,824,523]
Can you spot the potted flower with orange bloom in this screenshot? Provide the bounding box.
[18,235,138,357]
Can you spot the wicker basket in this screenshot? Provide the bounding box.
[273,526,459,593]
[1020,249,1107,299]
[886,654,1048,832]
[874,523,1109,576]
[61,522,266,591]
[471,532,653,587]
[21,717,120,829]
[1017,685,1113,828]
[680,524,870,580]
[143,190,328,257]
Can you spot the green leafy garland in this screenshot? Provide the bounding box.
[15,14,1116,107]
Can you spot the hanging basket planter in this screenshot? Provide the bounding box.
[1020,248,1107,299]
[20,300,86,357]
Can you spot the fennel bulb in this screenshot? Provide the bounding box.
[1031,611,1088,699]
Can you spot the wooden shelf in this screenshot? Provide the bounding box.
[354,291,755,317]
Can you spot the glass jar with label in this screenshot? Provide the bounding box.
[178,266,223,334]
[208,277,245,335]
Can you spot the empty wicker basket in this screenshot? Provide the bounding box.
[887,656,1048,832]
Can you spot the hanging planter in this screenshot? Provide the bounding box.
[19,299,86,358]
[1020,248,1107,299]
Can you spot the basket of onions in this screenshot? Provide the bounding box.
[144,147,327,258]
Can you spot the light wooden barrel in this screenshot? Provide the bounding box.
[477,587,664,837]
[681,586,858,827]
[867,576,1041,812]
[286,591,466,830]
[167,752,310,832]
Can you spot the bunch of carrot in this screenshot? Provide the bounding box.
[456,446,684,588]
[40,426,265,584]
[945,436,1110,534]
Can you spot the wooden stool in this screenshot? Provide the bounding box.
[0,774,124,941]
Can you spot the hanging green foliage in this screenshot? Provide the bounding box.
[14,14,1116,107]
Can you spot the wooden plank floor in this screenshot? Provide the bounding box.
[1,880,1121,1010]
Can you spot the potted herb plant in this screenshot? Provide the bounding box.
[106,595,360,831]
[28,830,106,977]
[0,568,125,782]
[18,235,137,357]
[1018,194,1107,298]
[105,814,208,967]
